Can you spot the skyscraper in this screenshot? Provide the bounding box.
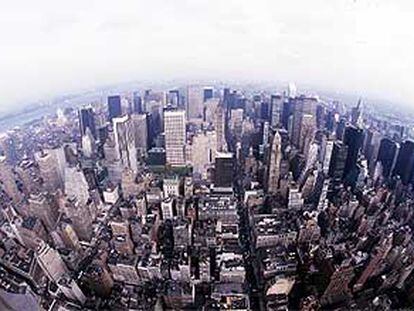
[133,92,143,114]
[393,140,414,185]
[131,113,148,157]
[79,107,97,139]
[36,150,65,192]
[214,103,226,152]
[0,156,22,204]
[168,89,180,108]
[377,138,399,179]
[267,131,282,193]
[214,152,234,188]
[108,95,122,121]
[187,86,204,120]
[164,110,186,166]
[113,115,138,174]
[328,141,348,181]
[270,94,283,128]
[343,125,364,180]
[203,87,214,102]
[36,241,69,283]
[291,96,318,148]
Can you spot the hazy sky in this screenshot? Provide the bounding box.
[1,0,414,112]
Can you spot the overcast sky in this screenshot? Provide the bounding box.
[1,0,413,112]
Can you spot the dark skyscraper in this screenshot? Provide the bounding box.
[328,141,348,190]
[79,107,96,139]
[377,138,398,178]
[343,125,364,179]
[393,140,414,185]
[203,87,213,102]
[108,95,122,121]
[214,152,234,188]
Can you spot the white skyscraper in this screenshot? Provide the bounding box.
[164,110,186,166]
[267,131,282,193]
[113,115,138,174]
[64,166,90,206]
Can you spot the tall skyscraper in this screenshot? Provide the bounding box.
[131,113,148,157]
[203,87,214,102]
[214,103,226,152]
[190,130,217,179]
[36,150,65,192]
[65,166,90,206]
[343,125,364,180]
[377,138,399,179]
[393,140,414,185]
[36,241,69,283]
[291,96,318,148]
[79,107,97,139]
[267,131,282,193]
[270,94,283,128]
[328,141,348,181]
[187,86,204,120]
[108,95,122,121]
[214,152,234,188]
[164,110,186,166]
[168,89,180,108]
[351,99,363,126]
[28,192,58,231]
[113,115,138,174]
[133,92,142,114]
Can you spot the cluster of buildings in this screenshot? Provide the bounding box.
[0,83,414,310]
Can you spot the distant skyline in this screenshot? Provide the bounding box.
[1,0,413,113]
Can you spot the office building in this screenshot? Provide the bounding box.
[187,85,204,120]
[267,131,282,193]
[113,115,138,174]
[108,95,122,121]
[164,110,186,166]
[79,107,97,139]
[214,152,234,188]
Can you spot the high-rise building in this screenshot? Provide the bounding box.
[203,87,214,102]
[79,107,97,139]
[108,95,122,121]
[131,113,148,157]
[214,104,226,152]
[299,114,316,156]
[35,149,65,192]
[187,86,204,120]
[113,115,138,174]
[168,90,180,108]
[393,140,414,185]
[28,192,58,231]
[291,96,318,148]
[328,141,348,181]
[164,110,186,166]
[133,92,142,114]
[65,166,90,206]
[82,127,96,158]
[377,138,399,179]
[351,99,363,126]
[267,131,282,193]
[270,94,283,128]
[62,196,94,241]
[0,156,22,204]
[36,241,69,283]
[214,152,234,188]
[343,125,364,180]
[190,130,217,179]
